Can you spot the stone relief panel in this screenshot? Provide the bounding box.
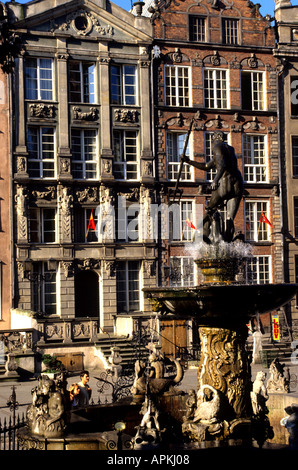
[15,185,28,241]
[58,186,73,242]
[50,10,114,37]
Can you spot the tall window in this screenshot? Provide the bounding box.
[74,208,99,243]
[167,132,192,181]
[71,129,97,179]
[204,69,227,109]
[116,201,139,242]
[111,65,137,105]
[165,66,190,107]
[69,61,95,103]
[25,58,53,101]
[246,256,271,284]
[29,208,56,243]
[113,130,138,180]
[245,201,270,242]
[27,127,55,178]
[291,76,298,116]
[292,136,298,177]
[170,200,194,242]
[205,132,228,181]
[189,16,206,42]
[241,71,264,111]
[116,261,140,313]
[169,257,194,287]
[32,262,57,315]
[243,134,267,183]
[294,198,298,237]
[222,18,239,45]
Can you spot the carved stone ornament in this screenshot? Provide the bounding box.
[61,261,73,278]
[77,259,101,271]
[114,108,138,124]
[243,117,265,131]
[16,156,27,174]
[60,158,71,175]
[50,10,114,37]
[205,115,229,129]
[73,106,98,121]
[105,261,115,277]
[29,103,55,119]
[76,187,99,203]
[31,186,56,201]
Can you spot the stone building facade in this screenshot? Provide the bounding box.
[274,0,298,337]
[149,0,285,343]
[7,0,157,359]
[0,3,13,330]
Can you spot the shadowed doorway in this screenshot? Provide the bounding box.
[75,270,99,318]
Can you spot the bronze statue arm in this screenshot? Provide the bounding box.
[182,155,214,171]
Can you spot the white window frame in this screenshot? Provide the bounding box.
[243,134,268,183]
[69,61,96,104]
[165,65,191,107]
[25,57,54,101]
[29,207,57,243]
[113,130,139,181]
[166,131,193,181]
[27,126,56,179]
[204,68,228,109]
[32,262,57,315]
[116,261,141,313]
[111,64,138,106]
[71,128,98,180]
[204,132,229,182]
[241,71,265,111]
[245,200,271,242]
[170,200,195,242]
[116,202,140,242]
[222,18,239,45]
[246,255,272,284]
[169,256,195,287]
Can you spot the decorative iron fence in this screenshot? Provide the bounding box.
[0,386,26,450]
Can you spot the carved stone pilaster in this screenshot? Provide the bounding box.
[58,186,73,243]
[15,185,28,242]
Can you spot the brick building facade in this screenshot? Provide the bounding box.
[149,0,285,343]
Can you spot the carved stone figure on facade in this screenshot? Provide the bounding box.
[267,357,290,393]
[15,185,28,240]
[251,371,269,415]
[182,131,244,243]
[59,186,73,241]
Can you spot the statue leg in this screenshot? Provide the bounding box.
[225,197,242,242]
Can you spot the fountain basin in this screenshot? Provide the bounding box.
[144,284,298,323]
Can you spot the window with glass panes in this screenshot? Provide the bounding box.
[222,19,239,45]
[25,58,53,101]
[246,256,271,284]
[116,201,139,242]
[113,130,138,180]
[292,137,298,177]
[111,65,137,105]
[32,262,57,315]
[243,134,267,183]
[204,69,227,109]
[169,257,194,287]
[167,132,191,181]
[165,66,190,107]
[205,132,228,181]
[29,208,56,243]
[241,71,264,111]
[27,127,55,178]
[116,261,140,313]
[294,198,298,237]
[189,16,206,42]
[170,201,194,241]
[71,129,97,179]
[245,201,270,242]
[69,61,95,103]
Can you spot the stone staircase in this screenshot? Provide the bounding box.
[95,334,150,373]
[246,332,293,367]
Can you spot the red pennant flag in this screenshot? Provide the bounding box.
[185,218,196,230]
[86,210,96,238]
[260,212,273,228]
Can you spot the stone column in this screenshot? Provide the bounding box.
[56,41,72,180]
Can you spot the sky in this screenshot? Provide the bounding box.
[2,0,278,18]
[3,0,298,21]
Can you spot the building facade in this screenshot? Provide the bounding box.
[0,3,13,331]
[149,0,285,345]
[274,0,298,339]
[7,0,158,360]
